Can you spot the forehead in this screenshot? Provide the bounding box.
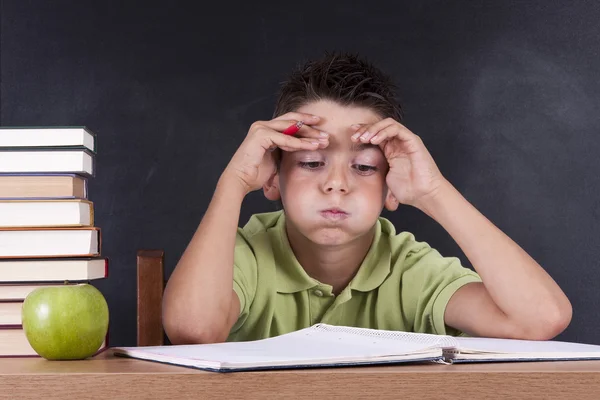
[295,100,382,141]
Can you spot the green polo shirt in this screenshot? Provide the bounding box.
[227,211,481,342]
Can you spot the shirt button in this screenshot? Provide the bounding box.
[314,289,324,297]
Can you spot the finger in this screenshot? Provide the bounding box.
[350,123,366,141]
[274,136,325,152]
[259,119,329,140]
[374,123,419,143]
[350,118,395,142]
[278,141,328,152]
[275,136,329,152]
[257,129,321,153]
[273,112,321,126]
[370,125,423,155]
[252,124,328,152]
[352,118,417,144]
[369,124,399,145]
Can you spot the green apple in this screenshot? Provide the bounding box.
[21,283,109,360]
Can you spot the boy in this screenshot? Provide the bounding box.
[162,53,572,344]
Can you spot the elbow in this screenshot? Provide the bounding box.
[166,325,229,345]
[539,297,573,340]
[163,312,230,345]
[517,301,573,341]
[162,300,231,345]
[544,301,573,340]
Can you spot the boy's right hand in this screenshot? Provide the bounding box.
[223,113,328,194]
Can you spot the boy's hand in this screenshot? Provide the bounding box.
[351,118,446,209]
[224,113,328,194]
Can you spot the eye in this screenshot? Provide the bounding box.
[299,161,324,170]
[353,164,378,175]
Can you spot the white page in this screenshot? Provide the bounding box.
[0,201,90,226]
[312,324,459,349]
[0,151,92,174]
[0,128,93,150]
[0,230,97,256]
[119,326,446,366]
[456,336,600,354]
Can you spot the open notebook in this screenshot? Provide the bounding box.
[111,324,600,372]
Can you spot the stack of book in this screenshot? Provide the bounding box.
[0,127,108,357]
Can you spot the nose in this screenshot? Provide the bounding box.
[322,164,349,194]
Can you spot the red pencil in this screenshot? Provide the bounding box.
[283,121,304,136]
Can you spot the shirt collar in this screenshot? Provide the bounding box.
[347,219,391,292]
[272,213,320,293]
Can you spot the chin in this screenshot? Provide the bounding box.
[305,228,358,247]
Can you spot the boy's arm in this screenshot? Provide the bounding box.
[351,118,572,340]
[162,173,244,344]
[162,112,325,345]
[419,179,572,340]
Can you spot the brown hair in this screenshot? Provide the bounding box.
[273,52,403,121]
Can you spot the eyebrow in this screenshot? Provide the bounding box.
[351,142,378,152]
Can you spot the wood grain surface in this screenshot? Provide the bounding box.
[2,352,600,399]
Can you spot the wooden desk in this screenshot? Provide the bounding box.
[2,351,600,399]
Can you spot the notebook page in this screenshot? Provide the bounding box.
[455,336,600,355]
[115,325,447,368]
[312,324,459,349]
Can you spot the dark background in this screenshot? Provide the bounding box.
[1,0,599,346]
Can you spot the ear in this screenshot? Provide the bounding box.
[263,171,281,201]
[384,189,399,212]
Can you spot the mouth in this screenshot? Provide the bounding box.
[319,208,350,220]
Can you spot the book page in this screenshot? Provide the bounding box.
[312,324,459,349]
[120,325,450,367]
[456,336,600,355]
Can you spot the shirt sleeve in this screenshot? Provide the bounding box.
[399,242,482,336]
[230,228,258,334]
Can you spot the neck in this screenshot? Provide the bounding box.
[285,224,376,295]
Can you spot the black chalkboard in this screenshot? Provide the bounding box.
[1,0,599,346]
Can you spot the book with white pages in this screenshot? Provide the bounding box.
[0,199,93,228]
[0,258,107,282]
[111,324,600,373]
[0,126,96,152]
[0,149,94,177]
[0,227,100,258]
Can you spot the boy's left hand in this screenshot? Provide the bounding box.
[351,118,446,209]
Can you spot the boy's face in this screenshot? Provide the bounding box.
[265,100,395,246]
